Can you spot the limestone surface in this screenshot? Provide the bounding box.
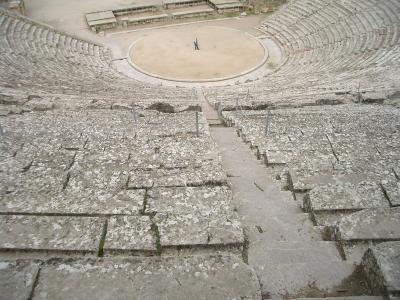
[362,242,400,297]
[104,216,156,253]
[0,260,40,300]
[305,182,389,212]
[336,208,400,241]
[0,215,104,252]
[33,256,262,300]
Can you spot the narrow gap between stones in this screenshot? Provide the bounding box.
[97,218,108,257]
[27,263,42,300]
[62,171,70,190]
[325,134,340,162]
[64,151,77,171]
[150,217,162,256]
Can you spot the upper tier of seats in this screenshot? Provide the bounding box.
[206,0,400,108]
[0,8,192,106]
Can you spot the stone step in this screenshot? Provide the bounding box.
[0,215,104,254]
[248,240,343,266]
[229,179,304,217]
[362,241,400,298]
[0,260,41,300]
[5,255,261,299]
[254,260,368,298]
[335,207,400,242]
[246,213,323,241]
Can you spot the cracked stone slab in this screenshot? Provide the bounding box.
[381,175,400,207]
[342,242,372,265]
[312,210,351,227]
[147,186,234,215]
[254,260,357,298]
[33,255,261,299]
[1,167,67,198]
[17,145,77,171]
[147,135,220,168]
[128,162,226,188]
[336,208,400,241]
[104,216,156,253]
[0,215,104,252]
[154,213,244,247]
[264,149,293,165]
[0,259,40,300]
[148,187,243,247]
[362,241,400,296]
[138,111,209,136]
[153,212,209,246]
[68,162,128,193]
[154,212,243,247]
[288,159,335,191]
[72,151,130,170]
[304,182,389,212]
[0,188,145,215]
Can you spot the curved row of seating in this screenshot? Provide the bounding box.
[0,8,192,105]
[206,0,400,108]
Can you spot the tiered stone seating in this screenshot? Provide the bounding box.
[0,101,257,295]
[221,104,400,268]
[1,0,400,297]
[0,107,243,251]
[0,4,256,284]
[0,8,194,106]
[362,242,400,299]
[205,0,400,109]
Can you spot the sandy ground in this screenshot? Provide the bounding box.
[24,0,266,50]
[24,0,270,81]
[130,25,265,80]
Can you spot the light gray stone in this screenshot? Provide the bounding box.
[147,186,233,215]
[305,182,388,212]
[336,208,400,241]
[127,162,226,188]
[381,176,400,207]
[362,242,400,296]
[104,216,156,253]
[154,211,243,248]
[33,256,262,300]
[1,188,145,215]
[255,260,357,298]
[148,187,243,247]
[0,215,104,252]
[0,260,40,300]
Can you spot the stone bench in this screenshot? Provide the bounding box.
[0,256,261,299]
[362,242,400,298]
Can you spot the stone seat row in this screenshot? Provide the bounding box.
[0,107,243,257]
[220,105,400,298]
[221,105,399,226]
[0,8,193,102]
[202,0,400,106]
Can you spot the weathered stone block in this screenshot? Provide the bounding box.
[305,182,388,212]
[362,241,400,297]
[0,260,40,300]
[0,215,104,252]
[104,216,156,253]
[381,176,400,207]
[33,256,261,299]
[336,208,400,241]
